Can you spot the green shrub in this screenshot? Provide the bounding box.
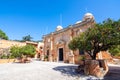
[109,45,120,56]
[10,45,36,58]
[78,56,85,61]
[44,55,49,61]
[10,46,22,58]
[0,54,8,59]
[20,44,36,57]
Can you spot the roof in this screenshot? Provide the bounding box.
[43,12,95,38]
[43,19,94,38]
[26,41,38,45]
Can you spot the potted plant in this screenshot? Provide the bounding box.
[44,55,48,61]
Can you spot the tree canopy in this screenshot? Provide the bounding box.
[10,45,36,58]
[22,35,33,42]
[69,18,120,60]
[20,44,36,57]
[0,29,8,40]
[109,45,120,56]
[10,46,21,58]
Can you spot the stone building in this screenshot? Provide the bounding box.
[43,13,95,63]
[35,42,44,60]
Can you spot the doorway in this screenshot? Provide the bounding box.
[59,48,63,61]
[47,50,49,56]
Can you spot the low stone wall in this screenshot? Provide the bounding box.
[0,59,15,64]
[84,60,109,77]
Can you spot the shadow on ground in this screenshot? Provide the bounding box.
[53,65,84,77]
[104,66,120,80]
[53,65,120,80]
[52,65,100,80]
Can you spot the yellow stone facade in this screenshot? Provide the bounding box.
[43,13,95,63]
[0,39,26,55]
[0,39,26,49]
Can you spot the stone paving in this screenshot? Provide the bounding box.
[0,60,120,80]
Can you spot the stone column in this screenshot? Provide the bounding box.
[43,39,46,56]
[49,37,53,62]
[51,38,53,51]
[70,50,74,64]
[70,29,74,63]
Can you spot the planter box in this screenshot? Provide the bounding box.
[84,59,109,77]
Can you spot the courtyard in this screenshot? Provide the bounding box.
[0,60,120,80]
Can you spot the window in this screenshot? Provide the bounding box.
[47,50,49,56]
[79,50,84,55]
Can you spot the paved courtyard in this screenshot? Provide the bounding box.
[0,60,120,80]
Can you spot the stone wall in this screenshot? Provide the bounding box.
[0,39,26,49]
[84,60,109,77]
[0,40,26,55]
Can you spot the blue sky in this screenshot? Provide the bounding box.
[0,0,120,41]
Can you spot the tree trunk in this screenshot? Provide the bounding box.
[92,56,96,60]
[92,50,99,60]
[87,50,99,60]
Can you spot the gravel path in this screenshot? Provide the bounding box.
[0,61,101,80]
[1,61,120,80]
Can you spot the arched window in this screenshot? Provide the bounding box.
[47,50,49,56]
[79,50,84,55]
